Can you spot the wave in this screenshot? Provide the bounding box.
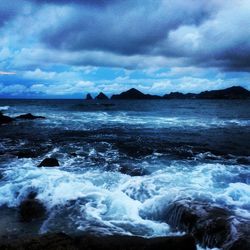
[0,106,9,111]
[0,158,249,236]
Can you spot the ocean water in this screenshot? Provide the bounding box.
[0,99,249,241]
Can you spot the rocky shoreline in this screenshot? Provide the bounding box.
[0,233,196,250]
[0,108,249,249]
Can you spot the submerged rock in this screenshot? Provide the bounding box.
[19,198,46,222]
[38,157,59,167]
[15,113,45,120]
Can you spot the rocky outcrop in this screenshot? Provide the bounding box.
[111,88,161,100]
[0,112,13,125]
[15,113,45,120]
[119,164,148,176]
[85,93,93,100]
[38,158,59,167]
[144,199,250,249]
[19,198,46,222]
[0,233,196,250]
[197,86,250,99]
[104,86,250,100]
[95,92,109,100]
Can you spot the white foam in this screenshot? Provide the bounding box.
[42,111,250,130]
[0,106,9,111]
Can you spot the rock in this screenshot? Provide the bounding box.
[119,165,148,176]
[237,157,250,165]
[16,150,39,158]
[0,233,196,250]
[0,233,75,250]
[38,157,59,167]
[111,88,161,100]
[116,141,154,158]
[151,199,250,249]
[0,112,13,125]
[85,93,93,100]
[197,86,250,99]
[95,92,109,100]
[15,113,45,120]
[19,199,46,222]
[162,86,250,100]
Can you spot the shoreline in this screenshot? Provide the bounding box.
[0,233,196,250]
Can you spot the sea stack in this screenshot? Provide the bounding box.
[85,93,93,100]
[95,92,109,100]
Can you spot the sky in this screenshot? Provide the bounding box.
[0,0,250,98]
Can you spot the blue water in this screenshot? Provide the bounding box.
[0,99,250,239]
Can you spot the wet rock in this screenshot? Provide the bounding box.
[95,92,109,100]
[119,165,148,176]
[15,113,45,120]
[38,157,60,167]
[0,233,196,250]
[154,200,250,249]
[0,233,75,250]
[19,199,46,222]
[0,112,13,125]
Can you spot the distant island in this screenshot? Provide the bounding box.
[85,86,250,100]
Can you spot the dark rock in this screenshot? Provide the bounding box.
[19,199,46,222]
[116,141,154,158]
[162,86,250,99]
[85,93,93,100]
[150,199,250,249]
[75,234,196,250]
[0,112,13,125]
[119,165,148,176]
[16,150,39,158]
[38,157,59,167]
[15,113,45,120]
[237,157,250,165]
[197,86,250,99]
[0,233,196,250]
[95,92,109,100]
[0,233,75,250]
[27,191,37,199]
[111,88,161,100]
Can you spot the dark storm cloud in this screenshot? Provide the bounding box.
[1,0,250,72]
[40,0,215,56]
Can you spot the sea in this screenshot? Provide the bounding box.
[0,99,249,245]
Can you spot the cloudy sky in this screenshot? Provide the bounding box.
[0,0,250,98]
